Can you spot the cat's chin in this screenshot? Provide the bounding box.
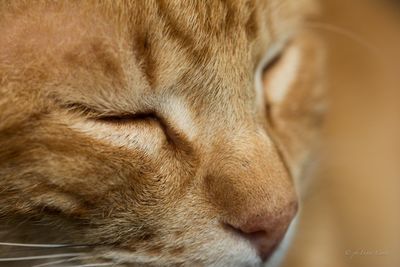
[100,246,262,267]
[98,216,299,267]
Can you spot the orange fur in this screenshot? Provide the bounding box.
[0,1,323,266]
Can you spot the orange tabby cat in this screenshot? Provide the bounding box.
[0,1,324,266]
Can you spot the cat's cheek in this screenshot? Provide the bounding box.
[67,119,167,156]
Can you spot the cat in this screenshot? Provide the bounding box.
[0,0,325,266]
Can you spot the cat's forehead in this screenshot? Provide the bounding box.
[64,1,308,89]
[1,0,314,119]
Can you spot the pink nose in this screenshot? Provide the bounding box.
[226,201,298,261]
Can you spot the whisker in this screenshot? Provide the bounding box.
[0,253,86,262]
[304,21,382,56]
[31,255,94,267]
[63,263,115,267]
[0,242,87,248]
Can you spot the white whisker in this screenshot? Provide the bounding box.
[0,253,86,262]
[0,242,72,248]
[305,22,381,55]
[31,256,94,267]
[64,263,115,267]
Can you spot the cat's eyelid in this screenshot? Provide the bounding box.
[262,38,292,69]
[61,102,144,120]
[254,37,292,109]
[64,102,183,146]
[61,102,111,118]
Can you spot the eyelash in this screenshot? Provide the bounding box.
[96,112,159,125]
[63,102,151,122]
[63,102,176,144]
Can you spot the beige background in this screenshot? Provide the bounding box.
[283,1,400,267]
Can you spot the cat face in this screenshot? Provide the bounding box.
[0,0,324,266]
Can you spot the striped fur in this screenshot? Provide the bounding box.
[0,0,323,266]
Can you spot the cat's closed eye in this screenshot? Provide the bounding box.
[62,102,188,152]
[262,45,286,74]
[95,112,181,146]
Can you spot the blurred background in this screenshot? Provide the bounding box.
[283,0,400,267]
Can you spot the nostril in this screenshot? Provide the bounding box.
[242,230,281,261]
[225,223,282,261]
[223,203,297,262]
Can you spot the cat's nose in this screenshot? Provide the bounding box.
[225,200,298,261]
